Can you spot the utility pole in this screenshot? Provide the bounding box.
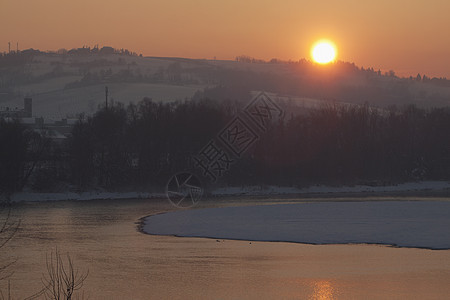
[16,42,18,53]
[105,86,108,109]
[8,42,10,54]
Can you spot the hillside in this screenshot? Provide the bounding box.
[1,48,449,118]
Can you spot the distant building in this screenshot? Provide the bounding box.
[0,97,32,118]
[1,98,77,143]
[22,117,78,144]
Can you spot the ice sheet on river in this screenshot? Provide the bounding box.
[143,201,450,250]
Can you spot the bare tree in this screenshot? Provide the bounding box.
[0,193,19,281]
[27,249,89,300]
[0,193,20,300]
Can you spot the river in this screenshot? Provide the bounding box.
[2,198,450,299]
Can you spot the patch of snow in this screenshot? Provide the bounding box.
[143,201,450,250]
[210,181,450,196]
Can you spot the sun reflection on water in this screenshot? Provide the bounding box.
[310,280,336,300]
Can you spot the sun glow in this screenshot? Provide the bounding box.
[311,40,337,64]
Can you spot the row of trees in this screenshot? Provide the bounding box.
[0,119,48,195]
[68,98,229,189]
[0,97,449,193]
[237,104,450,186]
[235,55,450,87]
[64,62,195,89]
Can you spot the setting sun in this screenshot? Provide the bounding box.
[311,41,337,64]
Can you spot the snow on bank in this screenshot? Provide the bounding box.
[211,181,450,196]
[143,201,450,250]
[9,181,449,202]
[11,191,165,202]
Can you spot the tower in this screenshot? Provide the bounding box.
[105,86,108,109]
[24,98,32,117]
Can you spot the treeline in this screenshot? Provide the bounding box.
[241,104,450,186]
[68,98,228,189]
[189,63,450,108]
[0,98,449,194]
[0,45,140,58]
[235,55,450,87]
[64,61,197,89]
[0,119,48,194]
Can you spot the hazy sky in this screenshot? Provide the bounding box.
[2,0,450,77]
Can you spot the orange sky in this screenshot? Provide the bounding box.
[2,0,450,78]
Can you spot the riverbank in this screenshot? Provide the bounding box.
[8,180,450,203]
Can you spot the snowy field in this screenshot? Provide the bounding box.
[143,201,450,250]
[3,83,203,118]
[211,181,450,196]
